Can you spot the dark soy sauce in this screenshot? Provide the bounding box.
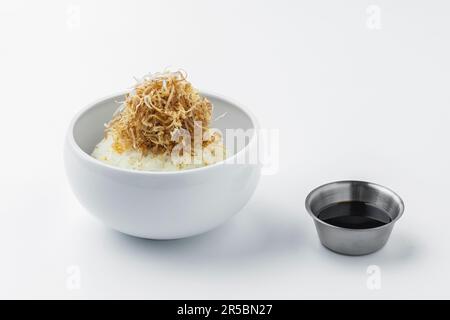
[317,201,392,229]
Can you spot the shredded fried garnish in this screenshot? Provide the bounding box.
[106,71,213,155]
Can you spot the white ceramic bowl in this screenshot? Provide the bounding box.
[64,92,261,239]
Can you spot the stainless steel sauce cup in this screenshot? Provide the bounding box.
[305,181,404,255]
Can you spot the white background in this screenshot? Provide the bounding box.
[1,0,449,299]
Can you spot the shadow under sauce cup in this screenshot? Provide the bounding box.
[305,181,404,256]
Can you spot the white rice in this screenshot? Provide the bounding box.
[91,134,226,171]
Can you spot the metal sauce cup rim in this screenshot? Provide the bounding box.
[305,180,405,232]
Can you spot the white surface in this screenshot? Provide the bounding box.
[0,0,449,299]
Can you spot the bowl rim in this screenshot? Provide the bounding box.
[305,180,405,232]
[67,90,259,176]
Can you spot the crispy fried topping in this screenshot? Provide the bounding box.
[106,71,212,155]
